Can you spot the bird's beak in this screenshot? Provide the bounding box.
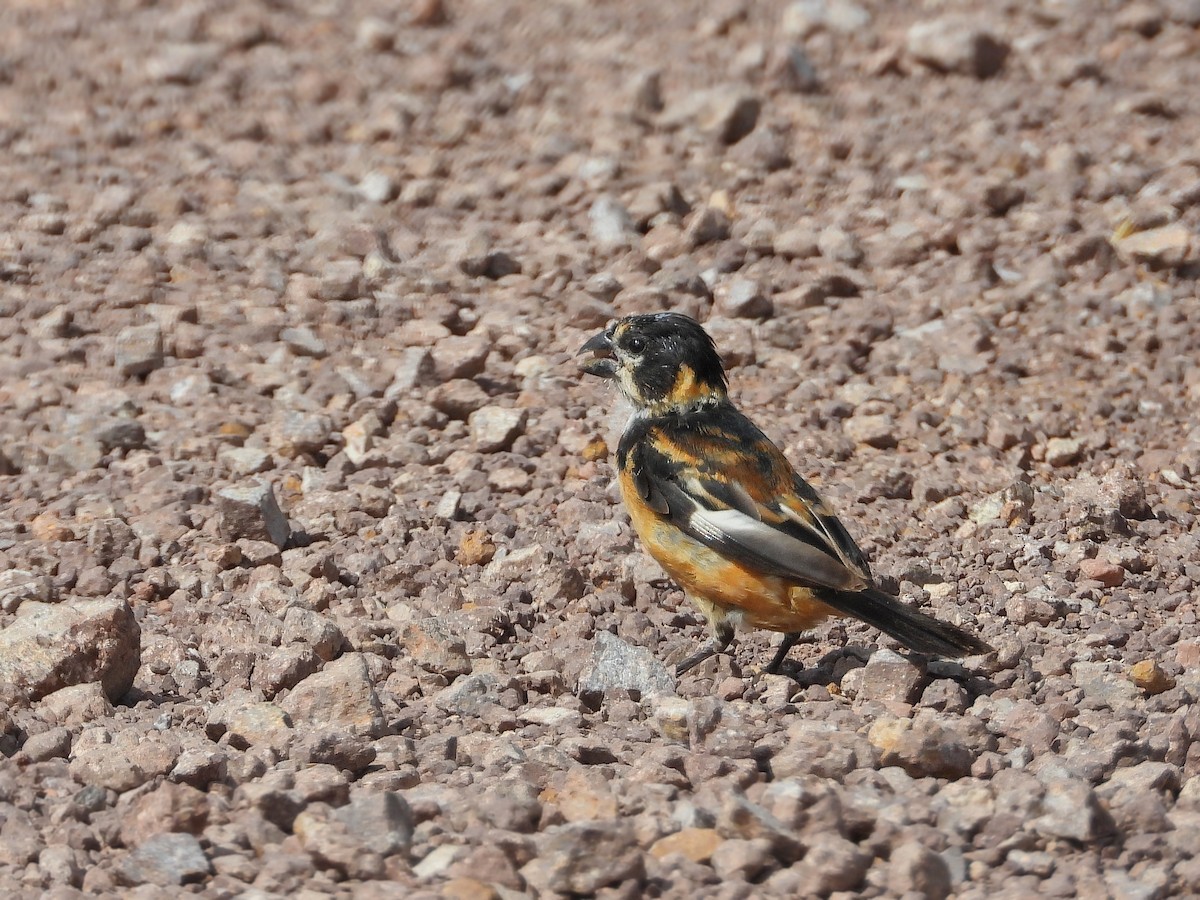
[579,330,617,379]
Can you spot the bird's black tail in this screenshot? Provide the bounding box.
[817,587,993,658]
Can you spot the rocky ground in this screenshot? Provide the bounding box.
[1,0,1199,897]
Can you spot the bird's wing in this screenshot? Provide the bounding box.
[631,417,873,593]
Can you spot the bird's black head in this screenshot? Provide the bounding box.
[579,312,728,414]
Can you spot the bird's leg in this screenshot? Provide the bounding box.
[766,632,805,675]
[676,620,735,676]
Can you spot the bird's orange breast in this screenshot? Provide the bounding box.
[618,467,839,633]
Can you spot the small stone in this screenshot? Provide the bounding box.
[817,226,865,267]
[0,569,54,613]
[271,410,334,457]
[782,0,871,37]
[715,278,773,319]
[907,17,1010,78]
[858,648,924,704]
[1045,437,1084,467]
[699,87,761,145]
[401,618,472,679]
[0,599,140,705]
[520,821,643,894]
[685,206,731,247]
[358,171,398,203]
[318,260,362,301]
[457,530,497,566]
[710,838,775,881]
[216,481,291,547]
[281,653,386,738]
[1078,558,1125,587]
[1112,224,1193,268]
[789,833,872,894]
[889,842,952,900]
[589,195,638,251]
[578,631,675,698]
[469,406,528,453]
[115,324,165,377]
[294,727,377,774]
[1129,659,1175,695]
[333,792,414,856]
[431,379,491,419]
[844,413,898,449]
[432,335,491,381]
[868,717,974,779]
[280,326,328,358]
[1032,778,1114,842]
[650,828,723,863]
[219,446,273,476]
[116,833,211,887]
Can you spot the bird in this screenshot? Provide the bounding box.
[578,311,993,676]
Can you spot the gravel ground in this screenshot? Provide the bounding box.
[1,0,1199,897]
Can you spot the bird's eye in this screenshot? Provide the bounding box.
[626,336,646,353]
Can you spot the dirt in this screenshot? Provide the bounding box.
[1,0,1199,897]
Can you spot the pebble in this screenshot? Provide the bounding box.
[781,0,872,37]
[116,833,212,887]
[1129,659,1175,695]
[280,654,387,738]
[115,324,165,377]
[715,278,773,319]
[216,481,291,547]
[868,716,974,779]
[0,599,140,705]
[906,17,1010,78]
[469,406,528,453]
[521,821,643,894]
[577,631,676,698]
[1112,224,1193,268]
[590,196,639,251]
[1045,437,1084,467]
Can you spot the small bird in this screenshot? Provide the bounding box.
[579,312,992,675]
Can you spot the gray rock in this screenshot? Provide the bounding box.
[521,821,644,894]
[293,727,377,775]
[0,569,54,613]
[889,842,952,900]
[1032,777,1114,842]
[115,323,165,377]
[433,673,506,716]
[219,446,273,476]
[0,598,140,705]
[271,410,334,457]
[216,481,291,547]
[578,631,675,698]
[280,325,328,358]
[715,278,773,319]
[789,832,871,894]
[858,648,925,704]
[333,792,414,856]
[117,833,211,887]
